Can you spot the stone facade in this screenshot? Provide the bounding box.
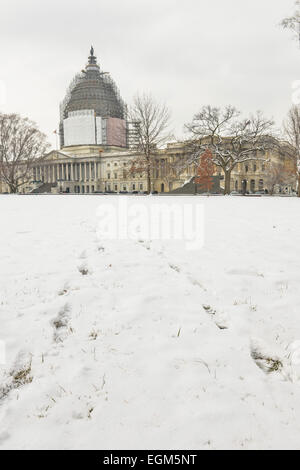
[0,141,296,195]
[24,143,195,195]
[0,144,186,195]
[229,147,296,194]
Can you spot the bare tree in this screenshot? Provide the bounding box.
[281,1,300,45]
[127,93,172,193]
[265,162,295,195]
[283,105,300,196]
[0,113,49,193]
[183,105,274,194]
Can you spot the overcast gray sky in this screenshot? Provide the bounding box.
[0,0,299,148]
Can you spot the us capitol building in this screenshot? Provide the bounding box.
[0,47,296,195]
[22,47,186,195]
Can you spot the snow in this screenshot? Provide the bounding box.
[0,194,300,450]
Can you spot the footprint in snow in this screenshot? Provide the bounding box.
[58,282,69,296]
[250,338,284,375]
[51,303,71,343]
[0,350,33,401]
[188,276,206,290]
[78,263,89,276]
[169,264,180,273]
[202,304,229,330]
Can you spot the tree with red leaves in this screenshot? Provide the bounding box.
[194,149,214,193]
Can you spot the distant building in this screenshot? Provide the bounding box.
[229,144,296,195]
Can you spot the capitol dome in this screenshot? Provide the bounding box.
[59,47,127,148]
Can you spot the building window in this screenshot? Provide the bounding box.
[262,164,265,171]
[245,165,249,172]
[107,173,111,179]
[114,173,118,179]
[114,184,118,191]
[132,184,136,190]
[140,183,143,190]
[259,179,264,190]
[253,164,257,172]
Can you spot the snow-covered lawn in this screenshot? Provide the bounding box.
[0,195,300,450]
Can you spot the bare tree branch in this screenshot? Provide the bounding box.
[127,93,172,193]
[283,105,300,196]
[182,105,274,194]
[0,113,49,193]
[265,161,295,195]
[281,1,300,43]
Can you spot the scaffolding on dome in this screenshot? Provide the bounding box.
[59,72,86,123]
[59,50,127,148]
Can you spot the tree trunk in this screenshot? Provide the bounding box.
[224,170,232,195]
[147,162,151,194]
[9,183,17,194]
[143,152,151,194]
